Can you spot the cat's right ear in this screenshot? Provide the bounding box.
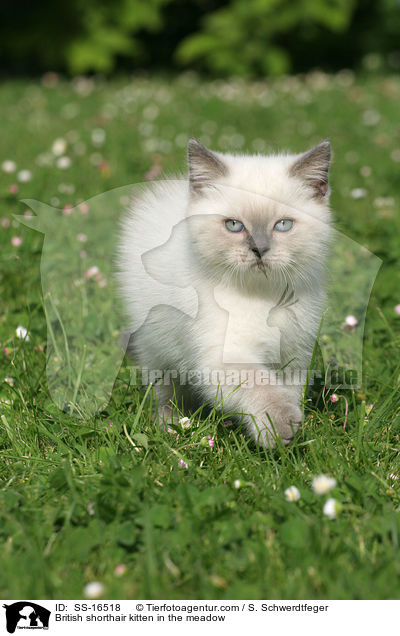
[187,138,228,195]
[289,140,331,199]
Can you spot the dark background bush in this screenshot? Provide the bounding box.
[1,0,399,77]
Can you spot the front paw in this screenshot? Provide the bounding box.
[253,401,302,447]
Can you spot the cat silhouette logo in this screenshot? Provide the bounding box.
[2,602,50,633]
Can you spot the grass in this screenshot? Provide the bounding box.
[1,70,400,600]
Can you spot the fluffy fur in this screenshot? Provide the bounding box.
[117,139,332,447]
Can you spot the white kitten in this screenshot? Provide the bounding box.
[117,138,332,447]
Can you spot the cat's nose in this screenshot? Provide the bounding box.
[252,245,270,258]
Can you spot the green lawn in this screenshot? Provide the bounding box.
[1,71,400,600]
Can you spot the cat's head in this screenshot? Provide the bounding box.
[186,138,332,289]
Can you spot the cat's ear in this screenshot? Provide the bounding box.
[187,138,228,195]
[289,140,331,199]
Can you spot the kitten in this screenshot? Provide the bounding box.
[117,138,332,447]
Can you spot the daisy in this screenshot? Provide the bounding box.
[345,315,358,327]
[56,156,72,169]
[52,138,67,156]
[284,485,301,502]
[323,498,341,520]
[83,582,104,599]
[350,188,367,199]
[17,170,32,183]
[179,416,191,429]
[312,474,337,495]
[1,160,16,173]
[16,326,30,341]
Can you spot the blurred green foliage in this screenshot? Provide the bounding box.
[0,0,171,74]
[0,0,400,76]
[177,0,357,76]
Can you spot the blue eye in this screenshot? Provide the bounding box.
[273,219,293,232]
[225,219,245,233]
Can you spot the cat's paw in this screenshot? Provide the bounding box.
[251,401,302,448]
[272,401,303,444]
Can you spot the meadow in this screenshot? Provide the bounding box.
[1,71,400,599]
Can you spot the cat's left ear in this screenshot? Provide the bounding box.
[289,140,331,199]
[187,138,228,195]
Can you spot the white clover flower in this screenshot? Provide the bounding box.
[52,138,67,156]
[360,165,372,177]
[374,197,394,208]
[84,266,100,279]
[179,416,191,429]
[233,479,243,489]
[91,128,106,146]
[312,474,337,495]
[345,315,358,327]
[114,564,127,577]
[83,581,104,599]
[36,152,54,167]
[2,160,16,173]
[16,325,30,341]
[58,183,75,194]
[284,485,301,502]
[362,109,381,126]
[4,377,14,387]
[17,170,32,183]
[350,188,367,200]
[56,156,72,169]
[323,498,341,519]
